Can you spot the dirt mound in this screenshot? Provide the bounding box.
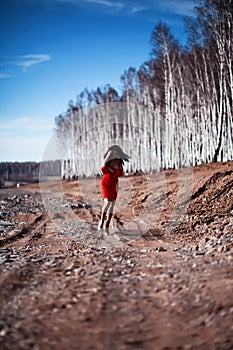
[0,161,232,350]
[172,165,233,245]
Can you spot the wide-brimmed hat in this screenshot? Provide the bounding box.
[104,145,130,162]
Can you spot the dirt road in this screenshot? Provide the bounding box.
[0,161,233,350]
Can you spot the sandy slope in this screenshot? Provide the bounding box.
[0,161,233,350]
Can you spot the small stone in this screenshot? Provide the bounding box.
[158,247,167,252]
[217,246,224,253]
[0,328,7,337]
[195,251,205,256]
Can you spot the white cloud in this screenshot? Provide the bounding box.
[0,135,53,162]
[149,0,195,16]
[82,0,124,9]
[73,0,194,15]
[0,117,54,132]
[0,117,56,162]
[0,54,51,78]
[130,5,148,14]
[51,0,124,9]
[0,73,15,79]
[16,54,52,72]
[22,0,194,17]
[166,0,195,16]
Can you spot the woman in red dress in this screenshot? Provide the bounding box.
[98,146,130,233]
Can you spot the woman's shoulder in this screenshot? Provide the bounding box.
[101,166,113,174]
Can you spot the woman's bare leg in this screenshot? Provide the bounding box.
[98,199,111,230]
[105,200,116,232]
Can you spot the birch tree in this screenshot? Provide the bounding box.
[194,0,233,161]
[150,22,181,169]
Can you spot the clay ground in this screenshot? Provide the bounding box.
[0,161,233,350]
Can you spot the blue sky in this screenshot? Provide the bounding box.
[0,0,195,162]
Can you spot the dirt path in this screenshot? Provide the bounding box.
[0,161,233,350]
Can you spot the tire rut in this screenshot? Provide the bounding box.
[0,213,44,248]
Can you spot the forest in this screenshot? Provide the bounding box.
[0,161,61,187]
[55,0,233,178]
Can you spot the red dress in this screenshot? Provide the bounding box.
[101,166,123,201]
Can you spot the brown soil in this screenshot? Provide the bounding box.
[0,161,233,350]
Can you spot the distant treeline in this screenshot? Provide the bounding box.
[0,161,61,185]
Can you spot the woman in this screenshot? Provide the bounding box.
[98,146,130,233]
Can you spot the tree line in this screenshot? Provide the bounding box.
[0,161,61,186]
[55,0,232,178]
